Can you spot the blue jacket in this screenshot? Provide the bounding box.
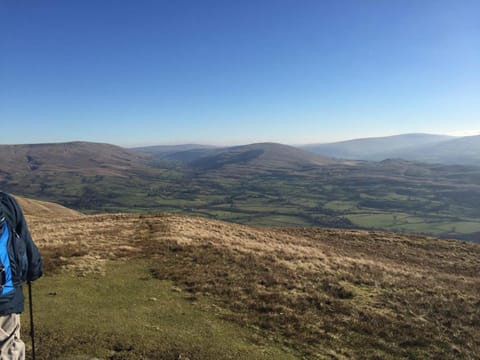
[0,192,43,315]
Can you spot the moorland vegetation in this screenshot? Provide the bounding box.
[21,198,480,359]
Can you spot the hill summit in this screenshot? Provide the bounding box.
[169,142,337,171]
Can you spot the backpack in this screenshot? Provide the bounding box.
[0,201,28,299]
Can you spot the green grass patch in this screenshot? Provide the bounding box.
[433,221,480,234]
[324,201,357,211]
[345,212,404,228]
[247,215,311,227]
[23,260,299,360]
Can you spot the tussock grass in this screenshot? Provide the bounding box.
[27,213,480,359]
[141,216,480,359]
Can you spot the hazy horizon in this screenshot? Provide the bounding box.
[1,131,479,149]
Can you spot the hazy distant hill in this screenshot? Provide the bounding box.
[159,147,220,163]
[302,133,453,161]
[183,142,336,171]
[393,135,480,165]
[133,144,216,158]
[134,142,337,171]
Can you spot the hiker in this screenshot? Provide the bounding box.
[0,192,42,360]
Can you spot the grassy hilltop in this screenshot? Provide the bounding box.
[22,197,480,359]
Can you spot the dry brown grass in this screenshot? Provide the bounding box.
[28,211,480,359]
[17,195,83,218]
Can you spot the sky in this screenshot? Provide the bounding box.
[0,0,479,146]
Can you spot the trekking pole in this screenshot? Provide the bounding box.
[28,281,36,360]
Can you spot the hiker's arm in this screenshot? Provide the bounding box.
[9,195,43,281]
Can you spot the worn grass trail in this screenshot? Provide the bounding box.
[23,260,298,360]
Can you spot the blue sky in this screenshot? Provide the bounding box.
[0,0,479,146]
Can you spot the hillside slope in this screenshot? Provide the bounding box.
[28,203,480,359]
[302,133,452,160]
[16,195,83,218]
[0,142,168,211]
[132,144,216,158]
[189,142,337,171]
[0,141,152,178]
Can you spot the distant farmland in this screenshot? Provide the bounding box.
[2,141,480,241]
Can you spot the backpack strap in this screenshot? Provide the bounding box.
[0,194,5,224]
[0,203,5,231]
[0,222,14,295]
[0,192,14,230]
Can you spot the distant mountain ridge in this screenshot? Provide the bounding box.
[133,144,216,157]
[302,133,453,160]
[0,141,336,179]
[0,141,152,177]
[392,135,480,165]
[188,143,336,171]
[135,132,480,166]
[302,133,480,165]
[136,142,337,171]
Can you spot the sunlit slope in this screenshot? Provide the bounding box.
[26,203,480,359]
[15,195,83,218]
